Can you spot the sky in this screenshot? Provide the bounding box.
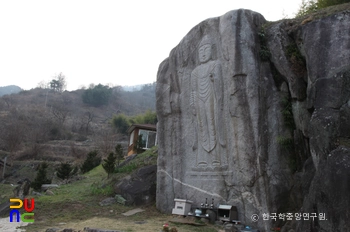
[0,0,302,91]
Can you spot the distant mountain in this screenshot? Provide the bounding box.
[122,85,143,92]
[0,85,22,96]
[119,82,156,114]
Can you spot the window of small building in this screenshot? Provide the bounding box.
[139,129,157,149]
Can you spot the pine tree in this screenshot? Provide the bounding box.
[31,162,51,191]
[102,152,117,178]
[81,150,101,173]
[115,144,124,166]
[56,162,77,180]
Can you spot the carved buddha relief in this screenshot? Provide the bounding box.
[190,35,227,171]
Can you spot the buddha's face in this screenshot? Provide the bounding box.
[198,44,212,63]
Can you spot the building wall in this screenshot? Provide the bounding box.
[127,128,139,156]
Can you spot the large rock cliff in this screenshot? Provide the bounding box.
[156,5,350,231]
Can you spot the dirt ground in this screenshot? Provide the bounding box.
[20,213,221,232]
[38,216,170,232]
[0,217,31,232]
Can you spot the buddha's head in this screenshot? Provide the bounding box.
[198,35,212,64]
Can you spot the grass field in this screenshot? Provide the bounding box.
[1,148,220,232]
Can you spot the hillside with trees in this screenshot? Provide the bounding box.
[0,82,156,170]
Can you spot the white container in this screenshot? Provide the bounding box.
[172,198,193,216]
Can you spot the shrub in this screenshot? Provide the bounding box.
[56,162,78,180]
[258,29,271,61]
[111,110,157,135]
[31,162,51,191]
[115,163,138,173]
[111,114,130,135]
[277,136,294,150]
[129,110,157,125]
[102,152,117,178]
[281,96,296,131]
[81,150,102,173]
[296,0,318,17]
[90,182,114,196]
[296,0,350,17]
[115,144,124,166]
[317,0,350,8]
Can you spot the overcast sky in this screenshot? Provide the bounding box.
[0,0,302,91]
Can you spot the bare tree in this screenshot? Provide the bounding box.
[2,95,14,108]
[95,128,119,156]
[0,109,27,152]
[37,80,49,89]
[57,73,67,92]
[79,111,94,135]
[50,101,70,126]
[13,105,53,144]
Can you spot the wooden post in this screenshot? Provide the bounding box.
[2,156,7,179]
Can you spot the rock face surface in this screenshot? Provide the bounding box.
[156,7,350,231]
[114,165,157,206]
